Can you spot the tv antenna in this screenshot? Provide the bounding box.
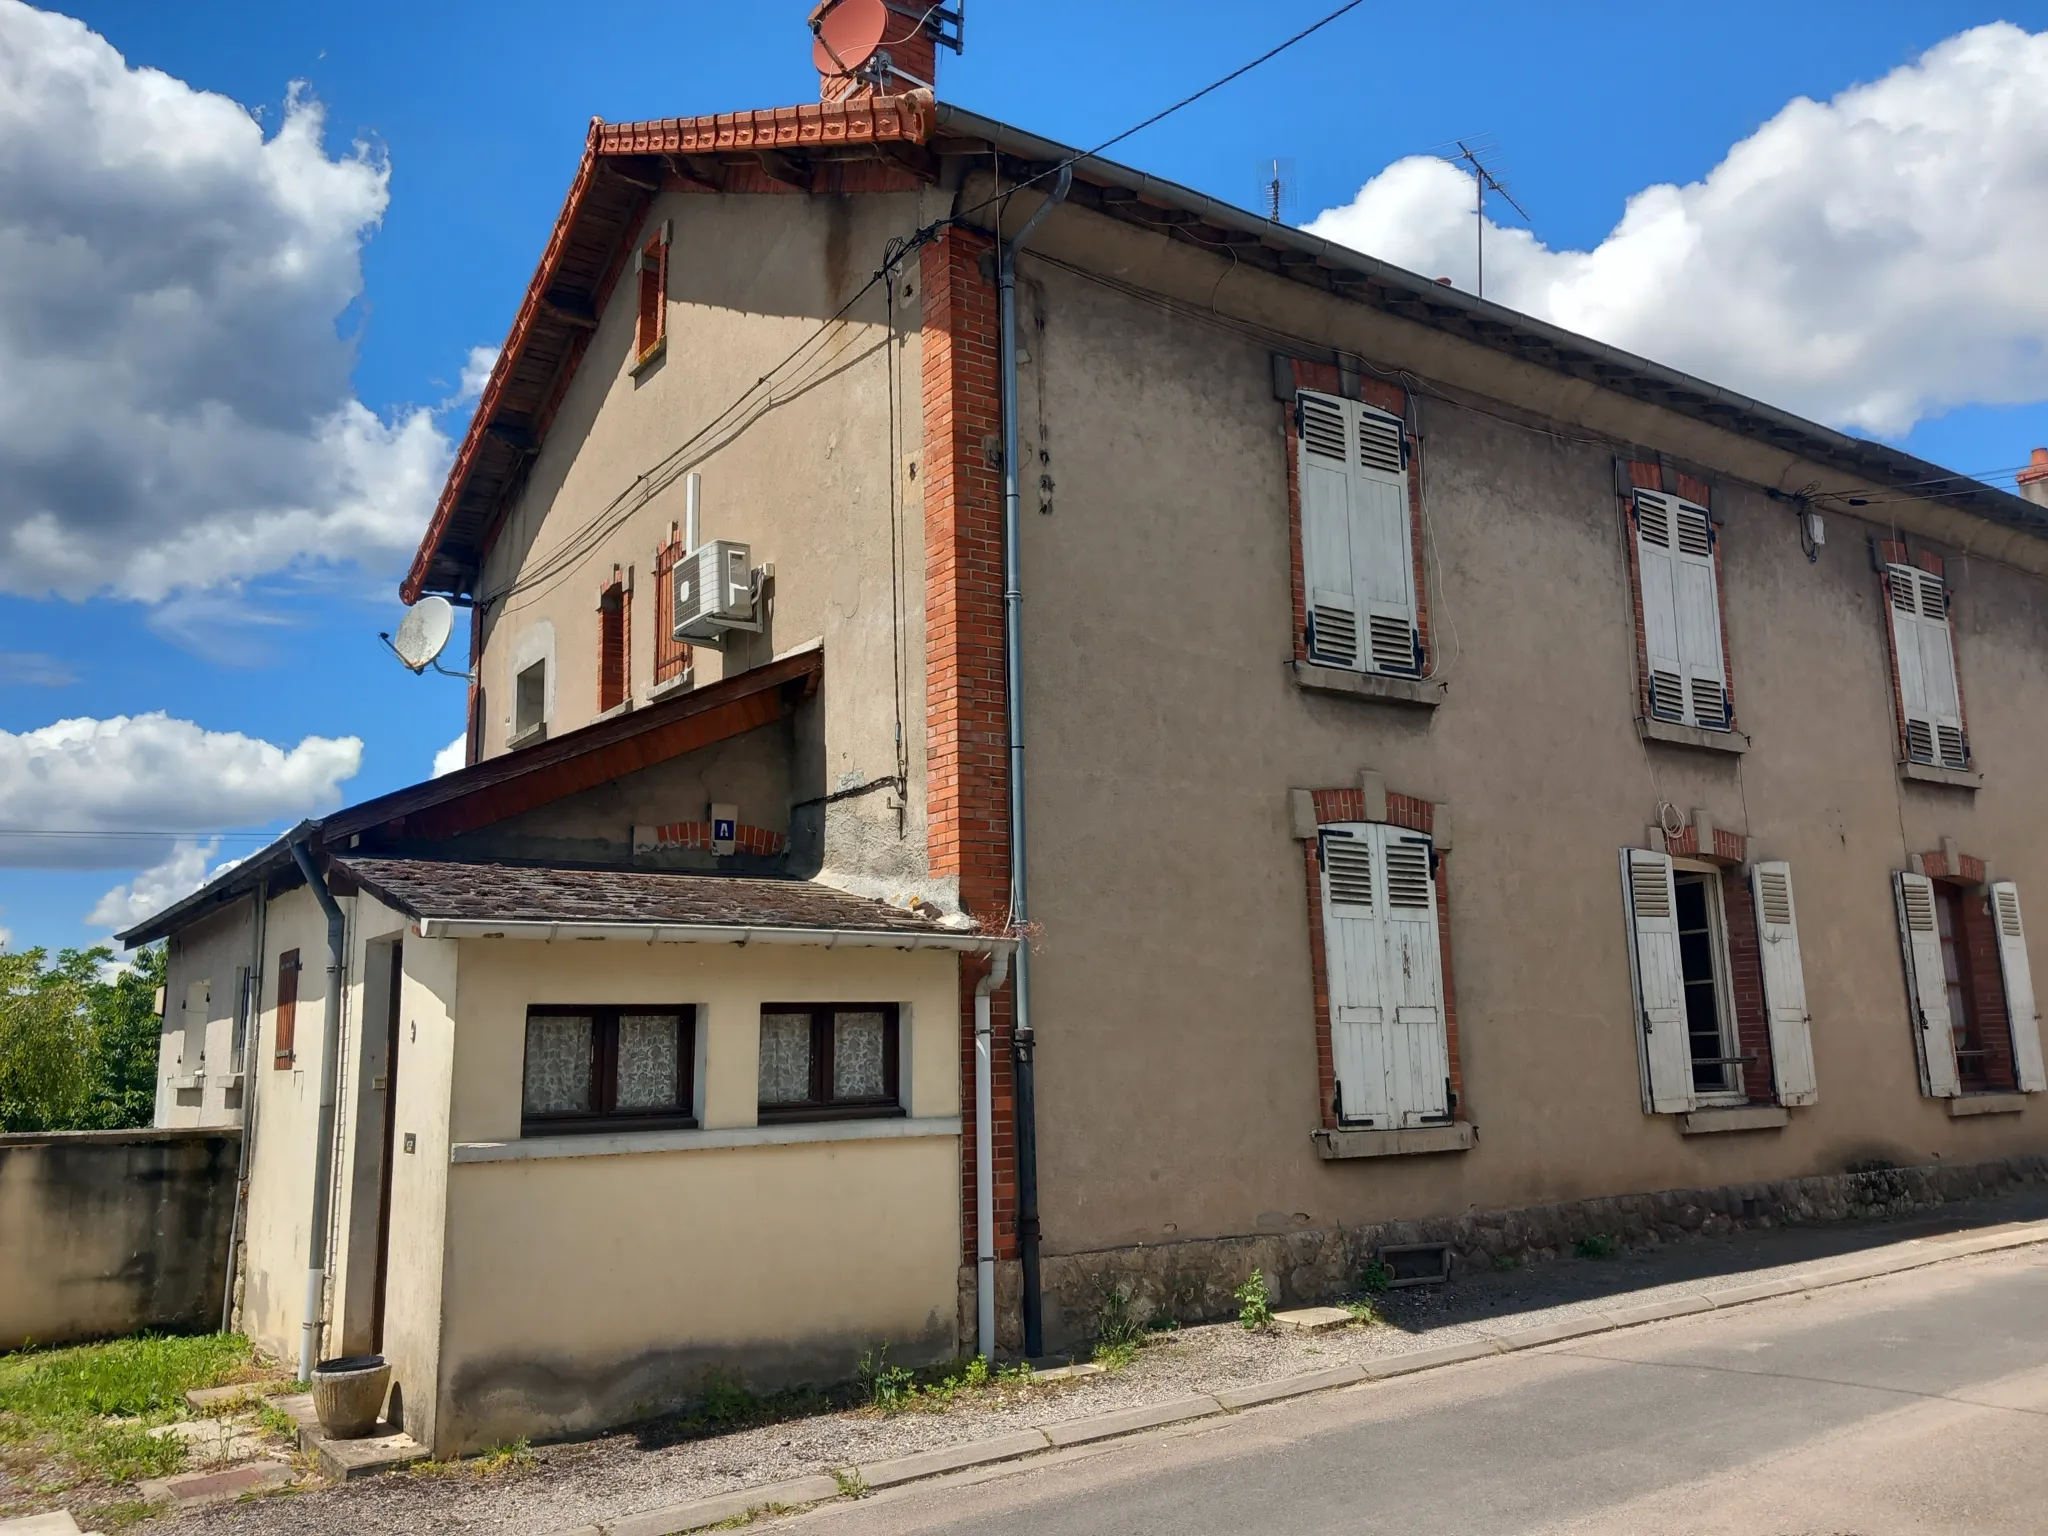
[380,596,470,679]
[1446,137,1528,301]
[1259,157,1295,223]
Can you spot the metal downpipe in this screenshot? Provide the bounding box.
[219,881,267,1333]
[999,164,1070,1361]
[289,837,348,1381]
[973,948,1011,1361]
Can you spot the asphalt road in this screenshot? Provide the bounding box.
[792,1246,2048,1535]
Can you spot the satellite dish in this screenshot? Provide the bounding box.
[390,597,455,674]
[811,0,888,76]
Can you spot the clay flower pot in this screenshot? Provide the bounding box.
[311,1354,392,1439]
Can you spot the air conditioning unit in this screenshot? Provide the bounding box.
[672,539,760,647]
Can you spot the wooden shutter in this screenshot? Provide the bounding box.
[1296,391,1418,676]
[1894,872,1960,1097]
[598,582,628,712]
[652,536,692,685]
[273,949,300,1068]
[1990,882,2045,1093]
[1886,564,1965,769]
[1320,823,1448,1127]
[1622,847,1694,1112]
[636,229,668,360]
[1635,490,1728,729]
[1751,862,1817,1105]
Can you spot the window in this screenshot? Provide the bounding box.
[1895,873,2045,1097]
[1933,883,1990,1088]
[1295,390,1421,676]
[1673,873,1742,1098]
[1631,488,1730,730]
[598,576,630,713]
[521,1006,696,1135]
[1884,560,1966,769]
[757,1004,901,1121]
[273,950,300,1069]
[513,659,547,742]
[635,222,670,364]
[1317,824,1449,1128]
[652,530,693,689]
[229,966,251,1075]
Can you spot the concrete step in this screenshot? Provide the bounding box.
[137,1460,293,1511]
[313,1429,430,1481]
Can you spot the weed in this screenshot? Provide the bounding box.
[710,1500,797,1528]
[1234,1269,1274,1330]
[697,1370,758,1428]
[1091,1340,1139,1372]
[253,1402,301,1444]
[1359,1260,1393,1294]
[1492,1254,1521,1273]
[472,1438,537,1477]
[833,1466,870,1499]
[960,1355,991,1390]
[855,1346,917,1412]
[1344,1299,1384,1327]
[1093,1281,1145,1353]
[90,1498,162,1529]
[1575,1234,1620,1260]
[996,1359,1034,1384]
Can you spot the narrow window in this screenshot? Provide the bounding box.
[598,578,629,713]
[1632,488,1731,730]
[182,980,210,1073]
[230,965,251,1075]
[635,224,669,364]
[1884,560,1967,769]
[1294,390,1421,676]
[273,950,300,1068]
[1934,884,1988,1090]
[1673,873,1742,1096]
[520,1006,696,1136]
[757,1004,902,1122]
[513,659,547,741]
[652,529,693,688]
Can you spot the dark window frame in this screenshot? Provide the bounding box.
[757,1002,903,1123]
[520,1004,697,1137]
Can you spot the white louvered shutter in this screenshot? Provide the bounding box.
[1622,847,1694,1113]
[1751,862,1817,1105]
[1320,824,1449,1127]
[1297,391,1419,676]
[1990,882,2045,1093]
[1635,490,1729,729]
[1887,564,1967,770]
[1894,871,1960,1097]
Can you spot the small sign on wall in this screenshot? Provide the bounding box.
[710,803,738,857]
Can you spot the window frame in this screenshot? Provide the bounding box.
[634,223,670,366]
[597,574,630,714]
[1671,868,1748,1105]
[512,658,548,742]
[519,1004,698,1138]
[756,1002,903,1124]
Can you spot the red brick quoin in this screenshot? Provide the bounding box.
[1299,789,1463,1130]
[920,225,1018,1267]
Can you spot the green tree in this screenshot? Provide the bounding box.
[0,944,166,1132]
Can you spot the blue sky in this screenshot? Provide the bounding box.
[1,0,2045,955]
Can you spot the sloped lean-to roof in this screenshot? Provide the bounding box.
[406,90,2048,603]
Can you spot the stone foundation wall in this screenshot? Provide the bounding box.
[1034,1154,2048,1354]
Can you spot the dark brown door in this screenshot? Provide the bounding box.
[371,944,402,1353]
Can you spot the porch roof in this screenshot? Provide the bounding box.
[335,857,1009,952]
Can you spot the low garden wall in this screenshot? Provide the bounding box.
[0,1127,239,1349]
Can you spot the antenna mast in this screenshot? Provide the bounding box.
[1452,139,1528,300]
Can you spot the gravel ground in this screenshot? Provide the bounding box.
[149,1188,2048,1536]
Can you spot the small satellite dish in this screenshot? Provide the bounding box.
[811,0,889,76]
[390,597,455,674]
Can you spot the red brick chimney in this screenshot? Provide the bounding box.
[811,0,943,102]
[2020,446,2048,510]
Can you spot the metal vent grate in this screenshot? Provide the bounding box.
[1629,857,1670,919]
[1300,394,1347,461]
[1358,412,1405,476]
[1902,880,1936,932]
[1311,605,1358,667]
[1385,841,1432,908]
[1370,615,1415,673]
[1323,835,1374,908]
[1758,869,1793,928]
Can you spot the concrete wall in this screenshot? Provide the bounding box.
[428,937,960,1452]
[0,1128,238,1348]
[156,901,255,1130]
[474,186,950,902]
[993,201,2048,1303]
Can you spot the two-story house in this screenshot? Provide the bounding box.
[131,6,2048,1456]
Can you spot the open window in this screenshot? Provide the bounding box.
[1318,823,1449,1128]
[513,659,547,743]
[1295,390,1421,677]
[1895,873,2045,1097]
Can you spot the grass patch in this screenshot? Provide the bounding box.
[1575,1234,1621,1260]
[1344,1299,1384,1327]
[832,1465,870,1499]
[472,1438,538,1477]
[253,1401,302,1445]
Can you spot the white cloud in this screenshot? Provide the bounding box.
[0,2,466,599]
[454,345,499,407]
[0,712,361,869]
[1305,23,2048,436]
[86,837,218,929]
[431,733,467,778]
[0,651,74,686]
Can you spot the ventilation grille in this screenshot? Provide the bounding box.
[1311,605,1358,667]
[1385,842,1432,908]
[1905,719,1937,764]
[1997,889,2024,940]
[1902,879,1936,932]
[1636,494,1671,549]
[1677,506,1713,558]
[1300,395,1347,461]
[1758,869,1793,928]
[1370,616,1416,673]
[1690,678,1728,729]
[1650,671,1685,721]
[1937,725,1967,769]
[1324,836,1374,908]
[1629,857,1670,920]
[1358,413,1405,476]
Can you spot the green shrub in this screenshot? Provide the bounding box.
[1234,1269,1274,1330]
[1359,1260,1394,1294]
[855,1346,917,1411]
[1575,1234,1620,1260]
